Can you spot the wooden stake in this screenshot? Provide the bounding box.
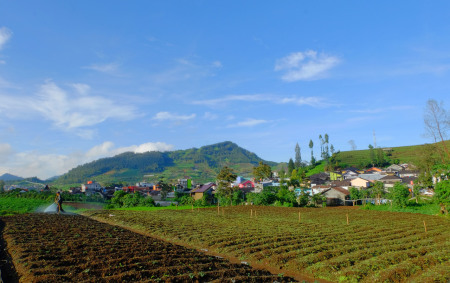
[298,212,301,223]
[251,209,253,218]
[255,210,257,218]
[423,220,427,233]
[222,208,224,216]
[346,213,349,225]
[217,204,220,215]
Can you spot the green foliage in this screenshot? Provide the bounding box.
[434,180,450,214]
[298,188,310,207]
[334,141,450,168]
[174,192,194,205]
[252,161,272,181]
[349,187,361,200]
[287,158,295,176]
[276,187,297,205]
[389,182,411,208]
[361,202,441,215]
[0,197,49,215]
[246,187,297,207]
[107,190,155,209]
[216,166,238,206]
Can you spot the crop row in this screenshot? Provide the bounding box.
[0,213,295,282]
[86,206,450,282]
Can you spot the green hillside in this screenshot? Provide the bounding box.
[335,140,449,168]
[53,141,277,185]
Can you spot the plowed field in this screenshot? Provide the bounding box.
[85,206,450,282]
[0,213,295,282]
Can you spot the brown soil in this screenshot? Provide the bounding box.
[0,214,297,282]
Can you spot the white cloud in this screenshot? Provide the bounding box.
[0,141,174,179]
[344,105,415,114]
[71,83,91,95]
[153,111,196,121]
[228,118,269,128]
[0,27,12,50]
[275,50,340,81]
[212,61,222,68]
[32,81,137,132]
[0,143,13,163]
[203,112,218,120]
[0,81,138,137]
[279,96,332,107]
[84,62,119,74]
[193,94,334,108]
[149,58,220,85]
[192,94,274,107]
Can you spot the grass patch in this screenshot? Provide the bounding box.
[361,203,442,215]
[0,197,50,215]
[110,205,215,211]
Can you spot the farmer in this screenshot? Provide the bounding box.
[55,191,64,213]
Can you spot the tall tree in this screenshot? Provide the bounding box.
[309,139,315,165]
[348,140,357,150]
[287,158,295,176]
[319,135,324,160]
[253,161,272,181]
[424,99,450,162]
[216,166,237,206]
[294,143,302,168]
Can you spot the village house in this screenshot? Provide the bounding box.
[309,172,329,187]
[330,172,343,181]
[350,177,371,189]
[385,164,404,173]
[190,182,216,202]
[342,167,364,174]
[398,170,419,178]
[320,187,350,206]
[379,175,402,188]
[342,170,359,180]
[330,179,352,190]
[81,181,102,193]
[358,173,385,182]
[365,167,382,173]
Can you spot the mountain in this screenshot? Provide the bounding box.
[54,141,278,185]
[0,173,23,181]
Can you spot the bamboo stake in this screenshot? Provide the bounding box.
[346,213,349,225]
[423,220,427,233]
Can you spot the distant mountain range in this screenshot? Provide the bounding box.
[53,141,278,185]
[0,173,23,181]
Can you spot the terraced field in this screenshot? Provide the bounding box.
[0,213,295,282]
[85,206,450,282]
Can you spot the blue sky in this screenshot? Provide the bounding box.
[0,1,449,179]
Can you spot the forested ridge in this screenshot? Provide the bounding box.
[54,141,276,184]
